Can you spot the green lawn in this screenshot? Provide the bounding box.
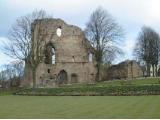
[0,95,160,119]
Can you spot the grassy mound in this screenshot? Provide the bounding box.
[64,77,160,87]
[14,78,160,96]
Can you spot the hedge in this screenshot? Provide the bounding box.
[14,85,160,96]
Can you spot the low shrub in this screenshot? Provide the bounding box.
[14,84,160,96]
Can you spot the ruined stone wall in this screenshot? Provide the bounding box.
[127,61,143,79]
[107,60,143,80]
[24,18,97,87]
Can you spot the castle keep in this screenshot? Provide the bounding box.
[24,18,97,87]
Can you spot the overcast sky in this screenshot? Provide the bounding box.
[0,0,160,66]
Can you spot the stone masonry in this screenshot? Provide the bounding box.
[107,60,143,80]
[23,18,97,87]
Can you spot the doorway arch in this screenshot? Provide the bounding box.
[57,70,68,84]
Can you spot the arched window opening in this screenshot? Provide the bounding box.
[52,48,55,64]
[47,69,50,73]
[72,56,75,62]
[89,53,93,62]
[71,73,78,83]
[45,44,56,64]
[56,26,62,37]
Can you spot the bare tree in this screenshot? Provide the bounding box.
[134,26,160,77]
[3,10,52,87]
[150,30,160,76]
[85,7,124,81]
[11,61,24,86]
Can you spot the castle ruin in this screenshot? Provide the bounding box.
[23,18,97,87]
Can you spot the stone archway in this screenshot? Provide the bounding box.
[57,70,68,84]
[71,73,78,83]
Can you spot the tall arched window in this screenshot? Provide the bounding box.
[45,43,56,64]
[89,53,93,62]
[52,48,55,64]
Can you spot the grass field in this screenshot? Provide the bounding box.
[0,95,160,119]
[1,78,160,118]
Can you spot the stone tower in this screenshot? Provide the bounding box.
[23,18,97,87]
